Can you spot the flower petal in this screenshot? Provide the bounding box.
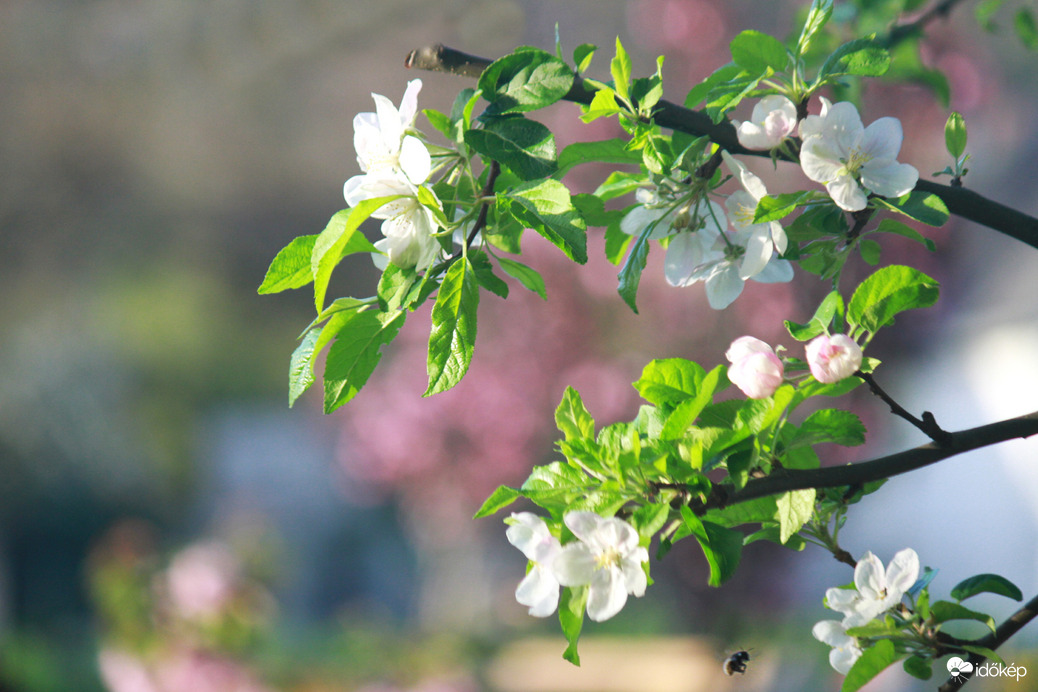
[663,232,707,287]
[516,566,560,617]
[751,258,794,283]
[586,565,627,622]
[862,116,903,161]
[738,229,773,280]
[854,551,886,601]
[800,136,846,184]
[552,543,596,586]
[399,135,432,186]
[825,175,868,212]
[885,548,920,597]
[704,263,745,309]
[860,160,918,199]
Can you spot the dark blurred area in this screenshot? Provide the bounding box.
[0,1,1036,691]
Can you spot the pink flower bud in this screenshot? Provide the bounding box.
[806,334,863,383]
[726,336,784,399]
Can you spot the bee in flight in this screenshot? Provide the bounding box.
[723,650,751,676]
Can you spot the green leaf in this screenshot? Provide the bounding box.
[785,291,844,341]
[945,112,968,159]
[311,204,383,311]
[574,43,596,73]
[425,257,480,396]
[684,63,743,108]
[902,655,932,680]
[797,409,867,446]
[470,250,509,299]
[858,238,881,265]
[496,256,547,299]
[691,516,743,587]
[976,0,1004,31]
[730,30,789,74]
[661,365,726,439]
[753,191,815,223]
[776,489,815,544]
[323,310,406,412]
[705,73,763,123]
[847,265,940,333]
[506,179,587,263]
[473,486,521,519]
[477,47,574,114]
[950,574,1023,602]
[617,231,649,313]
[465,116,558,180]
[818,39,890,80]
[929,601,996,632]
[288,328,320,406]
[556,138,641,177]
[556,386,596,441]
[377,263,419,312]
[874,218,936,251]
[841,639,897,692]
[559,586,588,665]
[259,234,318,294]
[634,359,706,408]
[579,88,622,123]
[610,37,632,101]
[1015,8,1038,50]
[796,0,833,57]
[877,191,949,227]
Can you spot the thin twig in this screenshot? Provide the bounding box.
[858,371,952,446]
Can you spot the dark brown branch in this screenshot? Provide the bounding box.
[405,44,1038,251]
[858,371,952,446]
[692,410,1038,513]
[938,592,1038,691]
[882,0,969,48]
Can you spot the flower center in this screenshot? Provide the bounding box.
[595,547,622,570]
[733,202,756,227]
[842,147,872,175]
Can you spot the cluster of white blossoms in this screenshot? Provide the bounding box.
[737,95,919,212]
[813,548,920,674]
[343,79,442,271]
[725,332,863,399]
[506,511,649,622]
[622,155,793,310]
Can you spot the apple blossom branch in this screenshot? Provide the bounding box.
[689,410,1038,514]
[937,592,1038,691]
[404,44,1038,251]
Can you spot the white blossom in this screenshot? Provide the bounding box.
[350,174,442,271]
[721,151,788,279]
[664,201,793,310]
[799,100,918,212]
[552,512,649,622]
[620,187,685,240]
[812,619,864,674]
[828,548,920,627]
[805,334,863,384]
[735,95,798,150]
[348,79,430,188]
[506,513,562,617]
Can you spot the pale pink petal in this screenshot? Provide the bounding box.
[861,160,918,199]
